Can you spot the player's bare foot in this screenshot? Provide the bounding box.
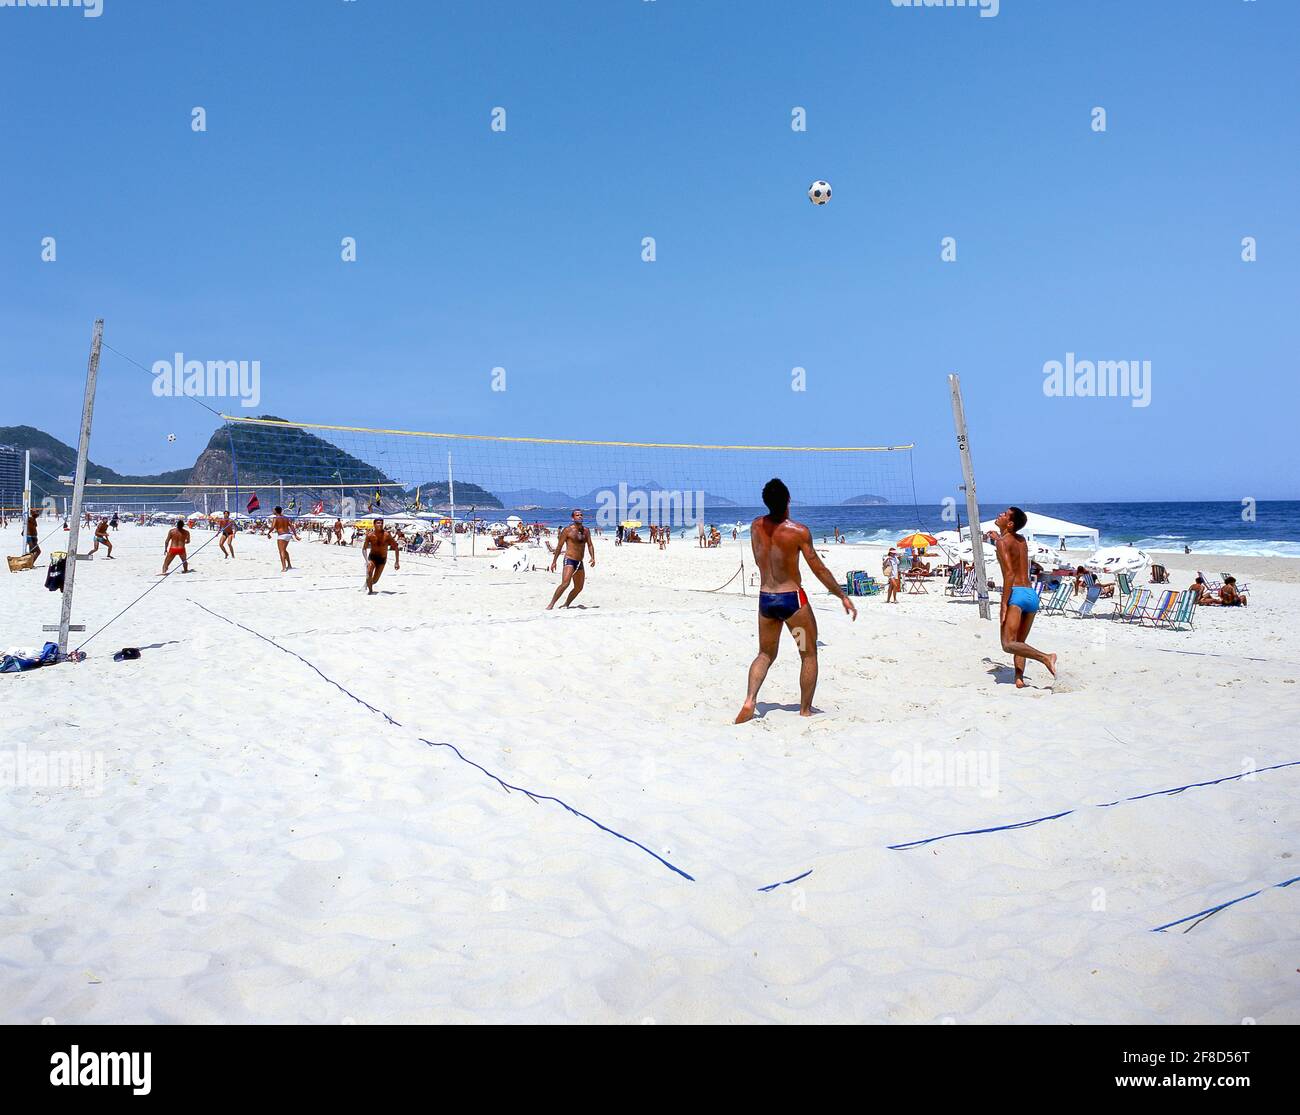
[735,703,756,724]
[1045,653,1057,678]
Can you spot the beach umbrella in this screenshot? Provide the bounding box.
[897,532,937,550]
[957,539,998,565]
[1028,542,1063,568]
[1084,547,1150,576]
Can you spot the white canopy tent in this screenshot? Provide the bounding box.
[968,511,1099,551]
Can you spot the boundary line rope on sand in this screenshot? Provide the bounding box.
[757,869,813,893]
[886,759,1300,851]
[1150,874,1300,934]
[189,601,696,883]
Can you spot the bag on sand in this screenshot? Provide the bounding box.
[45,554,67,592]
[0,642,59,673]
[6,552,37,573]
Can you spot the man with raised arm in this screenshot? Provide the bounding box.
[547,508,595,609]
[736,478,857,723]
[994,506,1057,688]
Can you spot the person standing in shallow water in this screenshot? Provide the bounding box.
[736,478,857,723]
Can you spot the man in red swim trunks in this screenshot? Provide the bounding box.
[736,478,856,723]
[160,519,191,575]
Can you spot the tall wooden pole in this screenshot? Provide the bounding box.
[948,373,991,620]
[448,451,457,561]
[52,319,103,656]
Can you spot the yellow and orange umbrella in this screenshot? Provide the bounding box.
[897,532,937,551]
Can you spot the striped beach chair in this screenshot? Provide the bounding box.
[1039,581,1073,616]
[1140,589,1177,626]
[1071,583,1102,618]
[1116,587,1151,624]
[1156,589,1198,630]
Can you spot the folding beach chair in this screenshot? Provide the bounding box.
[1220,572,1250,596]
[1197,571,1222,591]
[1129,589,1175,626]
[1109,571,1135,617]
[943,567,963,596]
[1039,582,1072,616]
[1116,587,1151,624]
[1156,589,1198,630]
[1072,583,1102,617]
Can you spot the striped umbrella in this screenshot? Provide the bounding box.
[897,532,937,550]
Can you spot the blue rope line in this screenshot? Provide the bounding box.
[889,761,1300,851]
[758,869,812,893]
[191,601,695,882]
[1150,874,1300,934]
[1100,759,1300,805]
[887,810,1077,851]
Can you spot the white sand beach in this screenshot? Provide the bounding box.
[2,523,1297,1024]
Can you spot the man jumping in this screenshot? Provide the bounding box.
[994,506,1057,688]
[362,516,401,595]
[547,508,595,609]
[736,478,857,723]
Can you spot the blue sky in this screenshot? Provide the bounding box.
[1,0,1297,503]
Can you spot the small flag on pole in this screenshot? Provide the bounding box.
[312,500,324,515]
[247,493,260,514]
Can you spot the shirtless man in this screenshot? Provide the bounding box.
[268,506,298,571]
[362,517,401,595]
[24,508,40,560]
[547,509,595,609]
[160,519,191,575]
[736,479,857,723]
[994,506,1057,688]
[88,517,114,559]
[217,511,236,559]
[334,518,345,546]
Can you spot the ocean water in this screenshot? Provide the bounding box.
[507,501,1300,559]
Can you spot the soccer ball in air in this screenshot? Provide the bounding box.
[167,433,176,442]
[808,180,832,205]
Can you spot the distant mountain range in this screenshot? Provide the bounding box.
[0,425,192,505]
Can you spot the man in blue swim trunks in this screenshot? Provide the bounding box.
[995,506,1057,688]
[547,508,595,610]
[735,478,857,723]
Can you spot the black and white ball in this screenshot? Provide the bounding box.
[167,433,176,443]
[808,180,832,205]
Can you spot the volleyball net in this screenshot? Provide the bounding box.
[207,414,922,535]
